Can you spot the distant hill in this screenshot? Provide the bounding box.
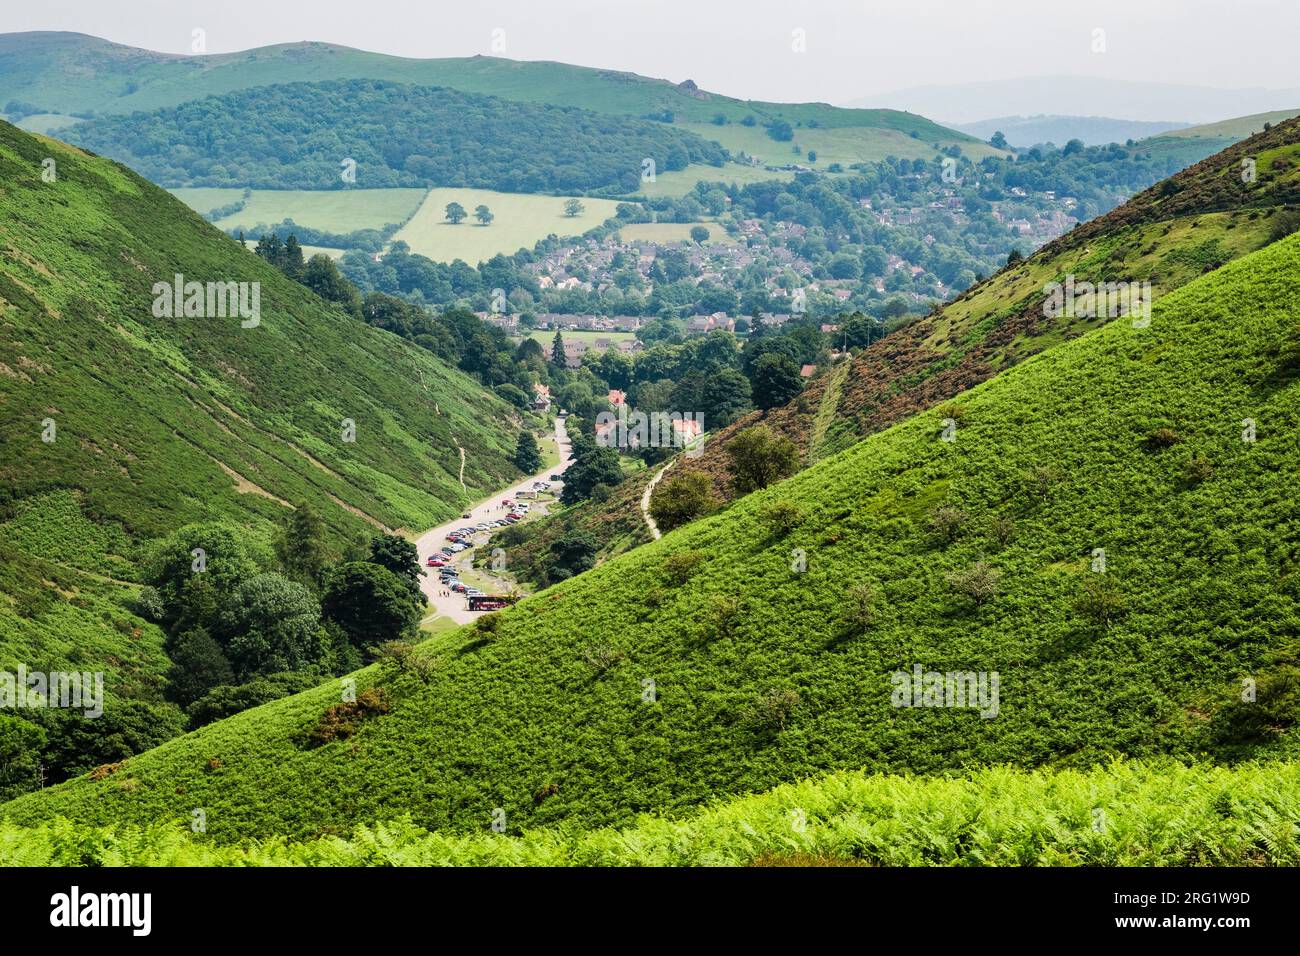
[8,213,1300,840]
[852,75,1300,125]
[56,79,728,193]
[955,115,1189,147]
[0,32,1000,166]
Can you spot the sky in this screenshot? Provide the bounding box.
[7,0,1297,107]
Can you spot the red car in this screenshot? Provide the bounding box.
[506,512,524,520]
[427,557,445,567]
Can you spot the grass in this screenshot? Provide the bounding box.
[7,229,1300,842]
[392,188,624,264]
[679,121,1004,168]
[616,221,734,245]
[2,760,1297,865]
[1162,109,1300,140]
[526,330,637,348]
[625,163,794,199]
[169,187,426,235]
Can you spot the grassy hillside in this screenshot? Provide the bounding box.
[7,229,1300,841]
[170,187,427,235]
[0,116,525,681]
[0,33,998,162]
[3,761,1298,865]
[503,116,1300,579]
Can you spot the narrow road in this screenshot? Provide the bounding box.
[414,416,573,625]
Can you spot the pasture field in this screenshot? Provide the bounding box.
[627,162,794,198]
[525,329,637,349]
[392,188,624,264]
[616,221,735,245]
[169,187,426,234]
[682,121,1007,167]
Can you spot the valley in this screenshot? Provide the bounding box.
[1,10,1298,903]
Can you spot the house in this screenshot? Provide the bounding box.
[800,364,817,378]
[530,383,551,411]
[608,389,626,407]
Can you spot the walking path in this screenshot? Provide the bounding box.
[414,416,572,625]
[640,457,677,540]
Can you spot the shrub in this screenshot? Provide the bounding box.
[725,426,799,495]
[132,586,164,623]
[708,595,744,639]
[662,551,705,586]
[1075,574,1126,630]
[649,473,720,533]
[581,644,625,672]
[986,515,1016,549]
[928,505,969,544]
[947,561,1001,608]
[745,688,800,733]
[1183,454,1214,484]
[761,500,804,536]
[1147,427,1182,449]
[842,584,879,632]
[1024,464,1062,503]
[308,687,391,747]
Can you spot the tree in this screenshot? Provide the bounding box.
[561,446,624,504]
[147,522,260,634]
[947,561,1002,609]
[219,573,324,679]
[701,366,753,428]
[0,716,46,803]
[275,505,329,588]
[749,352,803,410]
[650,472,720,533]
[165,626,235,707]
[514,430,543,472]
[689,225,711,244]
[302,255,362,317]
[445,201,467,224]
[548,529,598,582]
[551,330,566,366]
[766,119,794,142]
[474,204,494,225]
[366,534,422,601]
[322,562,423,650]
[990,130,1009,150]
[563,198,585,218]
[1006,248,1024,266]
[725,426,799,495]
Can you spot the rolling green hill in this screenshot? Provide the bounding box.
[6,221,1300,842]
[0,118,524,709]
[0,32,1000,164]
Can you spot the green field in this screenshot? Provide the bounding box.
[526,329,637,349]
[392,188,624,264]
[616,221,735,245]
[169,187,426,235]
[11,112,81,134]
[681,120,1006,167]
[626,162,795,198]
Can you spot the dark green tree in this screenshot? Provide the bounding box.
[749,352,803,410]
[322,562,423,650]
[725,425,800,495]
[514,430,543,472]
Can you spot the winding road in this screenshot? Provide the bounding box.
[414,416,573,625]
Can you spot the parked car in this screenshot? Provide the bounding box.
[465,588,484,598]
[451,583,468,593]
[426,557,444,567]
[462,512,472,519]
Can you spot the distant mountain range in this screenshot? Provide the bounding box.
[953,116,1190,148]
[850,75,1300,126]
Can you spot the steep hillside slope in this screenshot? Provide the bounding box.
[7,232,1300,841]
[0,33,998,162]
[504,115,1300,578]
[0,119,523,668]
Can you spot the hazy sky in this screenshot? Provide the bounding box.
[8,0,1297,104]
